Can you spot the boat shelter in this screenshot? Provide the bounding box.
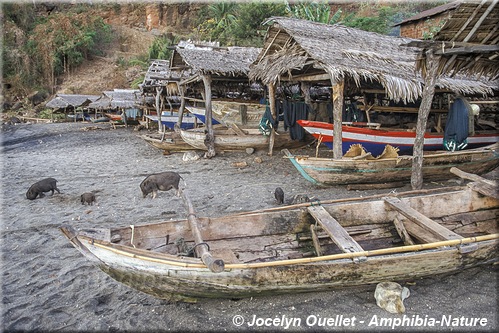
[88,89,143,126]
[249,16,496,188]
[45,94,99,121]
[169,41,262,157]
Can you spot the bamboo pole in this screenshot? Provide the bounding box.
[89,233,499,270]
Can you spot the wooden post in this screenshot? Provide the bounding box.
[155,86,163,133]
[201,74,216,158]
[411,49,441,190]
[268,82,277,156]
[176,84,186,132]
[239,104,247,125]
[180,189,225,273]
[331,79,345,159]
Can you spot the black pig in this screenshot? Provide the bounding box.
[26,178,60,200]
[81,192,96,205]
[140,171,183,199]
[274,187,284,205]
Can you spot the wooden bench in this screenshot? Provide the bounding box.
[384,197,477,253]
[307,206,366,262]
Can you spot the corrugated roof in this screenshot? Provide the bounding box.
[393,1,461,27]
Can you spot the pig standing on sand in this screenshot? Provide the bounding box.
[81,192,96,205]
[26,177,60,200]
[140,171,183,199]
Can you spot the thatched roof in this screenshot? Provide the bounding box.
[250,17,495,103]
[412,1,499,79]
[45,94,99,109]
[88,89,141,110]
[140,59,193,95]
[171,44,262,79]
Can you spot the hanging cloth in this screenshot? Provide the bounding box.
[444,97,469,151]
[259,105,279,136]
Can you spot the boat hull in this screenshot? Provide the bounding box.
[61,185,499,301]
[145,112,197,130]
[179,127,310,151]
[298,120,499,155]
[285,144,499,185]
[139,132,197,151]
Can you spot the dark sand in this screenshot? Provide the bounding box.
[1,122,497,332]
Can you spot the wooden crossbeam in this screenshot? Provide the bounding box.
[384,197,462,241]
[384,197,477,253]
[307,206,366,261]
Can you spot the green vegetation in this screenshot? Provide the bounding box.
[3,1,447,102]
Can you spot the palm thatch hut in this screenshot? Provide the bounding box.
[139,59,192,132]
[170,41,262,157]
[88,89,143,126]
[250,16,495,161]
[45,94,99,121]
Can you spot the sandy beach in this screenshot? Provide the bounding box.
[1,121,497,332]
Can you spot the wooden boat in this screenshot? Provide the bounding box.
[298,120,499,155]
[187,101,266,127]
[145,111,198,130]
[139,131,197,152]
[60,169,498,302]
[179,125,311,151]
[185,106,221,125]
[283,143,499,186]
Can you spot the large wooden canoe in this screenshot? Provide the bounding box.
[179,126,311,151]
[60,173,498,302]
[187,101,266,127]
[283,143,499,186]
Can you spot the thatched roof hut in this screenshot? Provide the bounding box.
[249,17,494,103]
[88,89,141,110]
[45,94,99,110]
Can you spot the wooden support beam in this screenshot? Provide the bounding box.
[411,49,441,190]
[393,216,415,245]
[307,205,366,262]
[331,79,344,159]
[384,197,477,253]
[268,82,277,157]
[310,224,323,256]
[201,74,216,158]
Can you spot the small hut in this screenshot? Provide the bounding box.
[169,41,262,157]
[88,89,143,126]
[249,16,494,161]
[45,94,99,121]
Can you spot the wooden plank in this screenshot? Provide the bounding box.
[384,197,463,241]
[393,217,415,245]
[450,167,498,187]
[467,182,499,199]
[307,206,365,259]
[310,224,322,256]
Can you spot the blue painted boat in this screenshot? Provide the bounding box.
[145,112,197,130]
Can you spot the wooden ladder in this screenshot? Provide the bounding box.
[307,205,367,262]
[384,196,477,253]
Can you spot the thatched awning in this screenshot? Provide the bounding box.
[171,44,262,79]
[88,89,141,110]
[140,59,193,95]
[250,17,495,103]
[45,94,99,109]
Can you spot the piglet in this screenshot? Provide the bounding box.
[81,192,96,205]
